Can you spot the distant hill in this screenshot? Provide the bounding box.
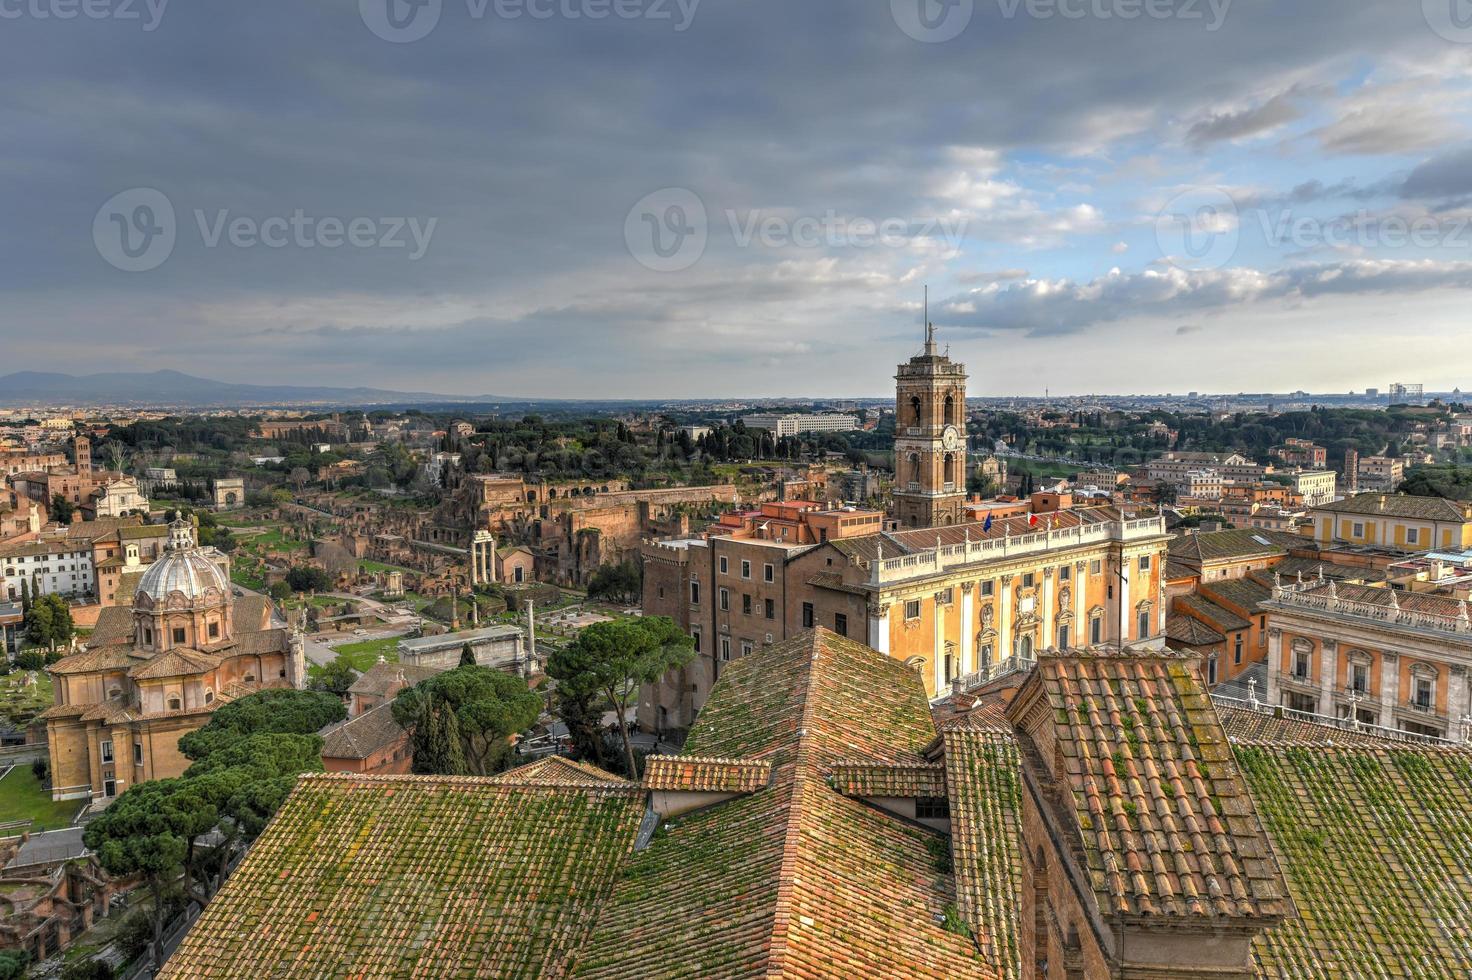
[0,370,498,408]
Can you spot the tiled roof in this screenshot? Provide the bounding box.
[1216,705,1406,748]
[229,627,289,657]
[1199,575,1272,616]
[1165,614,1226,647]
[502,755,635,787]
[1271,557,1386,583]
[1164,558,1198,582]
[1024,651,1290,921]
[1175,593,1252,633]
[830,509,1129,566]
[942,728,1022,980]
[828,760,947,798]
[128,647,221,680]
[346,660,440,698]
[1314,492,1472,522]
[318,702,406,761]
[643,755,773,794]
[89,606,135,647]
[575,629,996,979]
[1239,744,1472,977]
[47,646,139,675]
[1282,579,1472,620]
[233,594,273,630]
[1169,528,1299,564]
[158,772,645,979]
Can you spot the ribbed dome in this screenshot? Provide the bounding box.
[135,518,229,603]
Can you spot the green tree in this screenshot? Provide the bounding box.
[0,951,29,980]
[459,642,476,667]
[24,594,74,653]
[552,682,605,768]
[83,780,190,964]
[268,581,293,601]
[546,617,694,777]
[285,566,331,593]
[309,657,358,697]
[392,666,541,776]
[49,493,75,525]
[178,689,345,761]
[586,560,642,603]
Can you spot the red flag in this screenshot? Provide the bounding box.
[1028,513,1039,527]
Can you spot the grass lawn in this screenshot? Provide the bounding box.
[0,766,81,832]
[359,559,415,574]
[329,636,402,671]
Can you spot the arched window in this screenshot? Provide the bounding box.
[907,453,920,486]
[204,689,214,704]
[944,394,955,425]
[910,396,922,425]
[1018,634,1035,660]
[167,697,181,711]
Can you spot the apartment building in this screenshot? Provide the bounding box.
[1308,493,1472,551]
[642,506,1170,729]
[1264,577,1472,740]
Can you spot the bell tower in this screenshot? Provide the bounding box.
[893,300,968,528]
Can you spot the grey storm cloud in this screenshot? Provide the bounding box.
[0,0,1470,395]
[1401,145,1472,201]
[938,259,1472,337]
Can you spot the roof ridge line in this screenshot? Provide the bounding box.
[762,630,826,977]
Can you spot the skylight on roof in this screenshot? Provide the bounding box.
[1251,535,1272,546]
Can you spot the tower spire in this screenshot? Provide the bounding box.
[924,285,936,355]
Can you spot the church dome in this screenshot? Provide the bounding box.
[136,517,229,603]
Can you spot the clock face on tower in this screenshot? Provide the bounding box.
[942,425,960,451]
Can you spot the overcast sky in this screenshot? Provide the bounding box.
[3,0,1472,398]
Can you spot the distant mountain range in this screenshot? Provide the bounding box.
[0,370,497,408]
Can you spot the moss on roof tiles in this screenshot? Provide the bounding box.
[159,773,645,979]
[1240,744,1472,978]
[576,629,996,979]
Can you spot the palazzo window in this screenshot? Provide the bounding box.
[1292,649,1311,679]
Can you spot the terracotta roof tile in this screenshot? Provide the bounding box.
[828,760,947,799]
[575,629,997,979]
[1024,650,1291,921]
[1241,744,1472,977]
[158,773,645,979]
[642,755,773,794]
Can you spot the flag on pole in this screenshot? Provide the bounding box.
[982,513,993,532]
[1028,513,1039,527]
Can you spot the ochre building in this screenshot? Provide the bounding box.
[39,518,306,804]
